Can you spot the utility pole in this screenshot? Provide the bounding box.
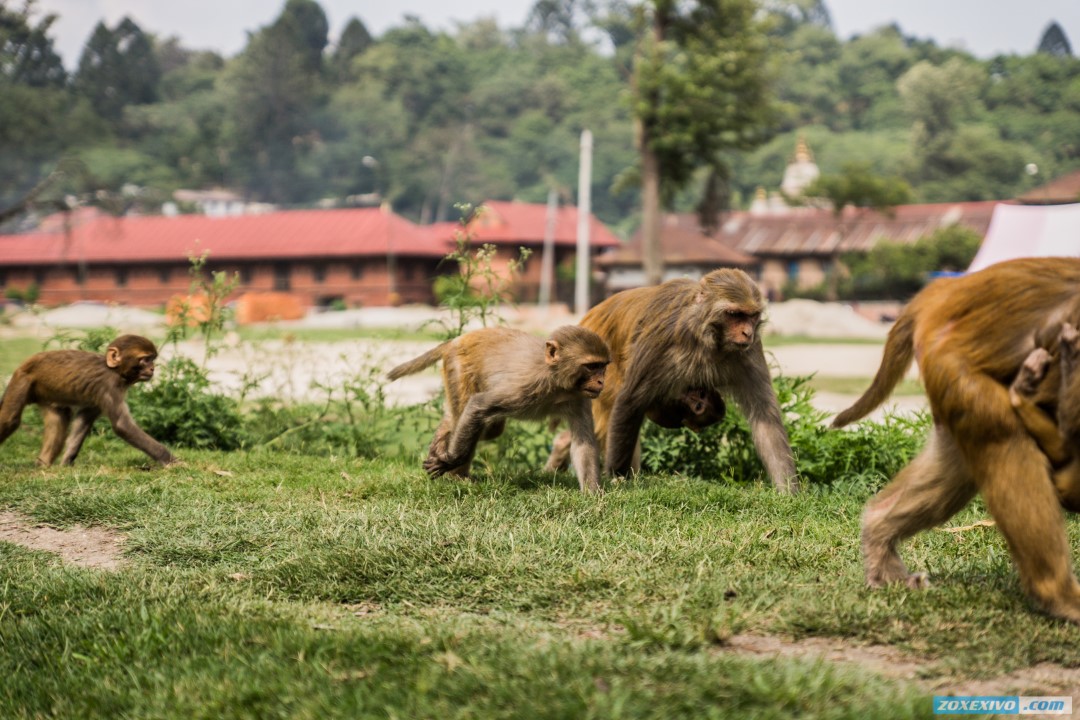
[538,188,557,307]
[575,129,593,316]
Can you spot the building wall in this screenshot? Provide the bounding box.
[758,256,830,298]
[2,257,442,309]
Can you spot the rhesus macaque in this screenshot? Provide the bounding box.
[1008,323,1080,513]
[646,388,726,432]
[387,325,610,493]
[0,335,177,467]
[546,268,797,494]
[832,257,1080,623]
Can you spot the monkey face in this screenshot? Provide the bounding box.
[715,309,760,350]
[133,354,157,383]
[578,362,607,398]
[105,335,161,385]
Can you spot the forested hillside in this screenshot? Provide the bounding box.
[2,0,1077,237]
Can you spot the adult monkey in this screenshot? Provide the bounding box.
[0,335,177,467]
[547,267,798,494]
[833,257,1080,623]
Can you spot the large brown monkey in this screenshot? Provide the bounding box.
[548,268,797,493]
[387,325,610,493]
[832,257,1080,623]
[0,335,177,467]
[1008,323,1080,512]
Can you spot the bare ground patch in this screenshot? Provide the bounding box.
[0,511,126,570]
[727,633,1080,700]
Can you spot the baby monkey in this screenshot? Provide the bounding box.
[1009,322,1080,512]
[647,387,726,433]
[387,325,610,492]
[0,334,177,467]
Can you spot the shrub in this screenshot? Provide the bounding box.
[641,374,928,488]
[129,356,244,450]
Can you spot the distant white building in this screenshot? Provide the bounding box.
[750,136,821,215]
[165,189,276,217]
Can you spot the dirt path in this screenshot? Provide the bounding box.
[0,511,126,570]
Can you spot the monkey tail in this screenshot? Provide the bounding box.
[831,311,917,428]
[386,343,447,381]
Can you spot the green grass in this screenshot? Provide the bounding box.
[1,431,1077,718]
[0,335,47,376]
[808,376,924,396]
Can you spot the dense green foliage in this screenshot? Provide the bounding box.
[642,375,928,488]
[839,224,982,299]
[1,0,1077,233]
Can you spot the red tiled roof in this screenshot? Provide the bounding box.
[0,208,450,266]
[1016,170,1080,204]
[599,215,756,267]
[723,201,1000,256]
[604,201,1001,264]
[462,200,620,248]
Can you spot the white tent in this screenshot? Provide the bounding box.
[968,202,1080,272]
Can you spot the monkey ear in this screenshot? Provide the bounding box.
[105,347,122,369]
[545,340,561,365]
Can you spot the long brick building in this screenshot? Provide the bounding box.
[0,201,620,309]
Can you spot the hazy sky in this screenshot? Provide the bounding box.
[30,0,1080,69]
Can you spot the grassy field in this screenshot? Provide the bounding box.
[2,428,1079,719]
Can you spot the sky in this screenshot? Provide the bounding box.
[28,0,1080,69]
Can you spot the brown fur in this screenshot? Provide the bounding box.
[1009,323,1080,513]
[0,335,177,467]
[387,325,610,492]
[547,268,797,493]
[833,257,1080,623]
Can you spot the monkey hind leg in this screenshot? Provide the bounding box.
[862,428,977,589]
[976,441,1080,623]
[544,430,572,472]
[36,406,72,467]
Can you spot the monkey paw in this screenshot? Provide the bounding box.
[905,573,930,590]
[1061,323,1080,368]
[423,453,467,478]
[1013,347,1052,396]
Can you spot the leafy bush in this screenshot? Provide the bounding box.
[129,357,244,450]
[839,224,982,300]
[641,374,928,489]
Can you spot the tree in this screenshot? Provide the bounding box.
[74,17,161,123]
[1038,21,1072,57]
[223,21,317,202]
[631,0,776,285]
[273,0,329,74]
[330,17,372,81]
[0,0,66,87]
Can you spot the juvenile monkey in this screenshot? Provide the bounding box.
[832,257,1080,623]
[1009,323,1080,512]
[387,326,610,492]
[0,335,177,467]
